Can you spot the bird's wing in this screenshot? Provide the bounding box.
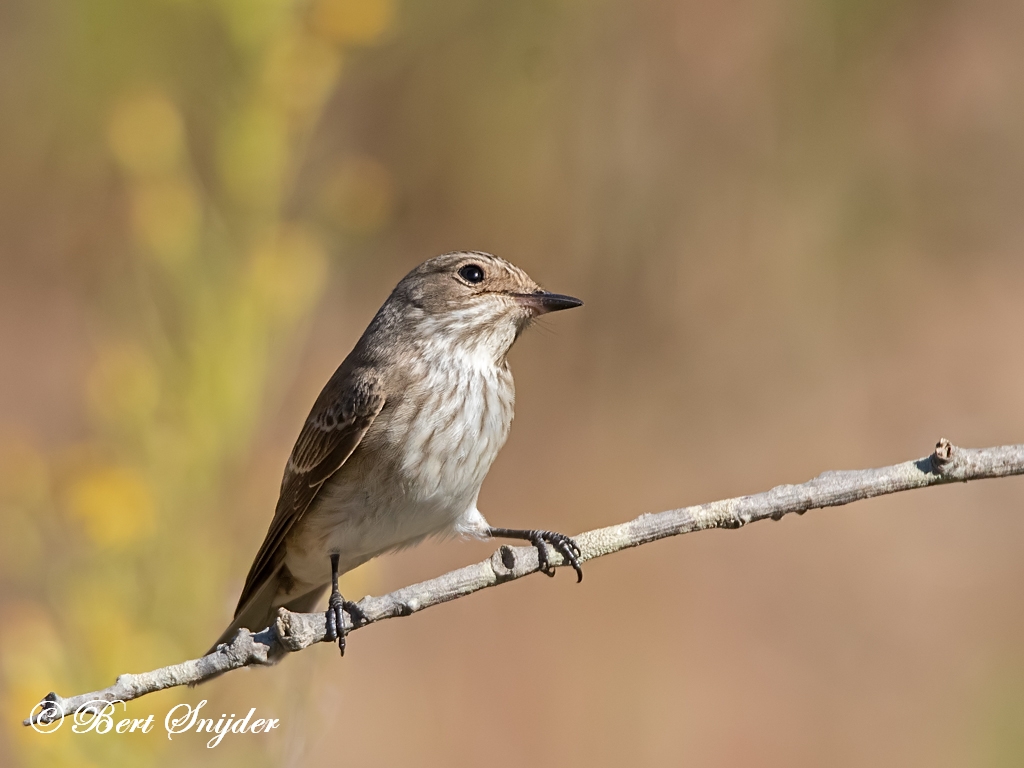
[234,369,385,617]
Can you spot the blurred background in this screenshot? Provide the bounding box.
[2,0,1024,765]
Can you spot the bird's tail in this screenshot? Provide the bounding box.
[205,574,328,658]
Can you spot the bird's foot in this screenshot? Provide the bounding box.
[529,530,583,582]
[324,592,368,656]
[488,527,583,582]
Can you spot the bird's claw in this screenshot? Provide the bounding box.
[529,530,584,582]
[324,593,367,656]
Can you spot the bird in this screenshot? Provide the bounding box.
[209,251,584,657]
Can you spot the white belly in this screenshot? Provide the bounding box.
[283,355,514,589]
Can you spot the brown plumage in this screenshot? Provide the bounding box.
[210,252,583,656]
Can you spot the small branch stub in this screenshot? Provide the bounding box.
[933,437,954,473]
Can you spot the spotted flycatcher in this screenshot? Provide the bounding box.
[210,252,583,655]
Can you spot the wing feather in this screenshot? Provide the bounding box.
[233,369,385,617]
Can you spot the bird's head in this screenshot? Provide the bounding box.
[386,251,582,362]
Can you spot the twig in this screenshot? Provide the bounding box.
[24,438,1024,726]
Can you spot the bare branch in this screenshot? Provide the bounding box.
[24,438,1024,726]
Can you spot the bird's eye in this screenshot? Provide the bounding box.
[458,264,485,284]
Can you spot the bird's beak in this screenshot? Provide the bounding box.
[514,291,584,315]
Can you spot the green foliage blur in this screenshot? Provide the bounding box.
[1,0,396,764]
